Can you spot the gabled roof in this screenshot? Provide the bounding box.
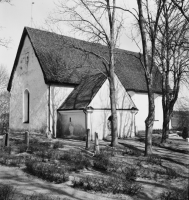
[7,27,162,94]
[59,73,106,110]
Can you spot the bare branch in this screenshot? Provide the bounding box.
[171,0,189,23]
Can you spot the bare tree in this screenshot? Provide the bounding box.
[0,65,9,133]
[0,65,8,92]
[48,0,125,146]
[135,0,165,155]
[171,0,189,23]
[0,32,10,48]
[155,1,189,143]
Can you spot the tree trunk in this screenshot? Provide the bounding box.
[109,71,118,147]
[109,38,118,147]
[145,82,155,156]
[162,103,174,143]
[108,0,118,147]
[162,108,170,143]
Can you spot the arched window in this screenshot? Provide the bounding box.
[23,89,30,123]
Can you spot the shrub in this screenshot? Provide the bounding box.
[123,148,141,156]
[102,146,117,156]
[146,155,162,165]
[53,141,64,149]
[159,186,188,200]
[0,154,25,167]
[72,174,141,195]
[29,145,48,157]
[73,152,92,170]
[25,160,69,183]
[37,149,62,161]
[182,127,189,139]
[3,146,12,155]
[59,151,73,162]
[30,146,60,160]
[93,151,112,171]
[19,143,28,153]
[165,167,179,179]
[120,167,137,181]
[0,184,16,200]
[60,150,92,170]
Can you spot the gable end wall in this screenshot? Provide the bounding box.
[9,35,48,133]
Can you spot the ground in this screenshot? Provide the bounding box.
[0,133,188,200]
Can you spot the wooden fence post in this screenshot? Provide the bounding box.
[5,133,9,147]
[2,135,6,147]
[86,129,90,150]
[25,131,29,147]
[94,132,100,154]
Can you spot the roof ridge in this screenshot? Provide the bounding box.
[25,27,141,55]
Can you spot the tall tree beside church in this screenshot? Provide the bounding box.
[136,0,165,155]
[49,0,124,146]
[155,1,189,143]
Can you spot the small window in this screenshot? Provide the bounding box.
[25,52,29,66]
[23,89,30,123]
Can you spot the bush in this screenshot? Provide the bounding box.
[72,174,142,196]
[120,167,137,181]
[0,154,26,167]
[47,150,62,160]
[93,151,112,171]
[165,167,179,179]
[30,146,61,161]
[60,150,92,170]
[146,155,162,165]
[73,152,92,170]
[3,146,12,155]
[182,127,189,139]
[159,186,188,200]
[0,184,16,200]
[25,160,69,183]
[122,148,141,156]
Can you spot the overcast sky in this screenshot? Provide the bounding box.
[0,0,140,75]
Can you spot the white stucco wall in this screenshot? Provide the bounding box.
[154,94,163,129]
[50,85,74,136]
[128,91,163,131]
[9,35,48,132]
[57,110,86,138]
[87,75,136,139]
[89,75,135,109]
[174,83,189,111]
[87,110,135,140]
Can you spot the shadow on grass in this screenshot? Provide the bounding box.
[118,142,144,155]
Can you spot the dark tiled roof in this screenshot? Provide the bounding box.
[7,27,162,94]
[59,73,106,110]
